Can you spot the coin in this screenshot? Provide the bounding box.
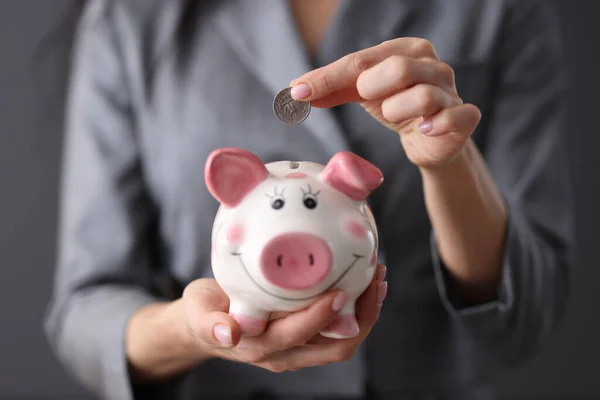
[273,87,311,125]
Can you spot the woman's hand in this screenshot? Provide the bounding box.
[289,38,481,169]
[126,265,386,381]
[289,38,506,303]
[181,263,387,373]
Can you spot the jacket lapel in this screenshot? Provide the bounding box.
[214,0,351,157]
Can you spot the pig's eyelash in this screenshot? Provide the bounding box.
[300,184,320,197]
[265,186,285,199]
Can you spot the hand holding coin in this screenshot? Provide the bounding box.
[286,38,481,170]
[273,87,311,125]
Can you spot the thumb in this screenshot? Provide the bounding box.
[182,278,242,348]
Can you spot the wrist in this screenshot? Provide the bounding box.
[416,137,507,299]
[418,139,475,181]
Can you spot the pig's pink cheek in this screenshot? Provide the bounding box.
[345,220,366,240]
[226,224,245,245]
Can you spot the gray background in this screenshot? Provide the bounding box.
[0,1,598,399]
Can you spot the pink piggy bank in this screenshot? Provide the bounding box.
[205,148,383,339]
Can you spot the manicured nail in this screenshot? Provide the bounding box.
[332,291,350,312]
[377,281,388,305]
[347,319,360,337]
[214,324,232,345]
[419,119,433,134]
[290,83,311,100]
[376,265,387,282]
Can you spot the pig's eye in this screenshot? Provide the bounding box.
[303,196,317,209]
[300,184,320,210]
[266,186,285,210]
[271,198,285,210]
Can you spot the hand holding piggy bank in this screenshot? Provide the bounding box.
[205,148,383,339]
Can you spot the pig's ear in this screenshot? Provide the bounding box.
[205,148,269,207]
[321,152,383,201]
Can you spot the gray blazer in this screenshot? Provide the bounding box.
[44,0,574,399]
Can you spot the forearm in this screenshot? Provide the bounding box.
[420,139,508,304]
[126,299,213,382]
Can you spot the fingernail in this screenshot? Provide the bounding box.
[377,281,388,305]
[419,119,433,134]
[376,265,387,282]
[347,319,360,337]
[332,291,350,312]
[290,83,311,100]
[214,324,232,345]
[289,79,297,86]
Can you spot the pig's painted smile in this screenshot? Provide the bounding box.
[232,251,364,301]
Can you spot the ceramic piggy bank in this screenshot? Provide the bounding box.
[205,148,383,339]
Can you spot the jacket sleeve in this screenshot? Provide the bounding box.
[43,2,179,399]
[431,0,575,366]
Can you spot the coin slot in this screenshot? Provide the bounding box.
[290,162,300,169]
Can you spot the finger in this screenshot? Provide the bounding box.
[307,263,386,346]
[374,263,387,283]
[355,278,386,331]
[256,341,358,373]
[182,279,242,348]
[341,264,386,336]
[182,278,229,315]
[309,87,363,109]
[260,265,388,371]
[259,289,349,352]
[381,84,462,124]
[290,38,438,102]
[260,261,387,373]
[269,311,292,320]
[419,103,482,137]
[356,56,456,101]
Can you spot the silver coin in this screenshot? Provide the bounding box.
[273,87,311,125]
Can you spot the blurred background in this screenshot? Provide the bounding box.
[0,1,598,399]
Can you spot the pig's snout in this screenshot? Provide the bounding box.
[260,233,332,290]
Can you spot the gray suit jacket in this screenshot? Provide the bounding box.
[44,0,574,399]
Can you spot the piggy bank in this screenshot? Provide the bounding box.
[205,148,383,339]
